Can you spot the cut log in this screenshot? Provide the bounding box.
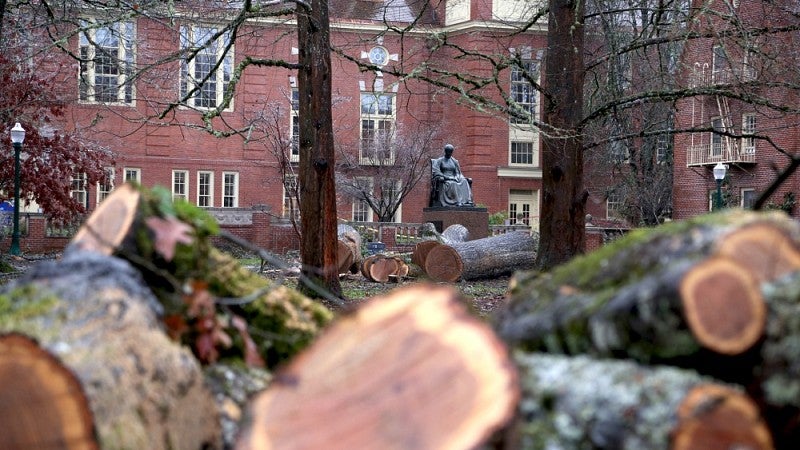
[368,255,399,283]
[511,352,773,450]
[337,223,362,274]
[441,223,469,244]
[0,333,98,450]
[424,230,537,282]
[237,284,518,450]
[411,239,441,268]
[65,183,332,368]
[495,210,800,448]
[0,251,222,450]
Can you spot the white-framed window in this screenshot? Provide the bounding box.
[510,141,535,166]
[509,189,538,229]
[222,172,239,207]
[97,167,115,203]
[79,21,135,104]
[197,171,214,207]
[711,117,725,157]
[742,114,756,154]
[172,170,189,201]
[352,177,373,222]
[283,174,300,219]
[606,190,623,219]
[510,59,539,125]
[290,88,300,162]
[381,179,402,222]
[124,167,141,184]
[71,173,88,208]
[360,92,395,164]
[180,25,233,109]
[741,188,757,209]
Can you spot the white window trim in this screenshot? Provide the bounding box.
[71,173,88,208]
[222,171,239,208]
[79,21,135,105]
[283,174,300,219]
[123,167,141,184]
[742,114,756,154]
[180,25,234,111]
[352,177,374,222]
[96,167,115,204]
[197,170,214,207]
[359,92,396,165]
[172,170,189,201]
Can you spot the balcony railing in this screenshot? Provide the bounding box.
[687,143,756,166]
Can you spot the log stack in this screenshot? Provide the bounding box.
[495,209,800,449]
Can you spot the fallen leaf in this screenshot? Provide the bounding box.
[145,216,194,261]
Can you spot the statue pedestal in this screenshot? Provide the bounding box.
[422,206,489,240]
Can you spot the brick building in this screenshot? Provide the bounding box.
[7,1,622,253]
[673,0,800,219]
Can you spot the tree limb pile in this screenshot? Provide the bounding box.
[494,209,800,448]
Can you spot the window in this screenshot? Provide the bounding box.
[712,45,730,84]
[656,133,669,163]
[222,172,239,207]
[124,167,141,184]
[510,141,535,165]
[360,92,395,163]
[71,173,88,208]
[79,22,135,104]
[352,177,373,222]
[711,117,724,157]
[509,189,538,228]
[741,188,757,209]
[197,171,214,207]
[172,170,189,201]
[283,175,300,219]
[97,167,115,203]
[381,179,402,222]
[290,88,300,162]
[742,114,756,154]
[180,26,233,109]
[510,60,538,124]
[606,190,623,219]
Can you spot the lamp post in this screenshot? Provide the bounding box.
[713,162,727,211]
[9,122,25,255]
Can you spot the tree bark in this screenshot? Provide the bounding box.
[297,0,341,299]
[337,223,362,274]
[424,231,537,282]
[0,252,222,450]
[508,352,772,450]
[537,0,587,270]
[236,284,518,450]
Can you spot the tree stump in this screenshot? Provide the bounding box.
[0,251,222,450]
[236,284,518,450]
[424,230,537,282]
[359,254,409,283]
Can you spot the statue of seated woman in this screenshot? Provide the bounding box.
[430,144,474,207]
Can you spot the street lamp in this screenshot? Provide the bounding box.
[9,122,25,255]
[713,162,727,211]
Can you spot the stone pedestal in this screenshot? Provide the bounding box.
[422,206,489,240]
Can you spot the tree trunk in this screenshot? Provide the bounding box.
[296,0,341,299]
[508,352,772,450]
[537,0,587,270]
[236,284,518,450]
[424,231,537,282]
[0,252,222,450]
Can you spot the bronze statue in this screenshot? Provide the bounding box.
[430,144,474,207]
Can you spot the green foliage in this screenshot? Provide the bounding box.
[488,210,508,226]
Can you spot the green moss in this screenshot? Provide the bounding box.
[0,285,59,330]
